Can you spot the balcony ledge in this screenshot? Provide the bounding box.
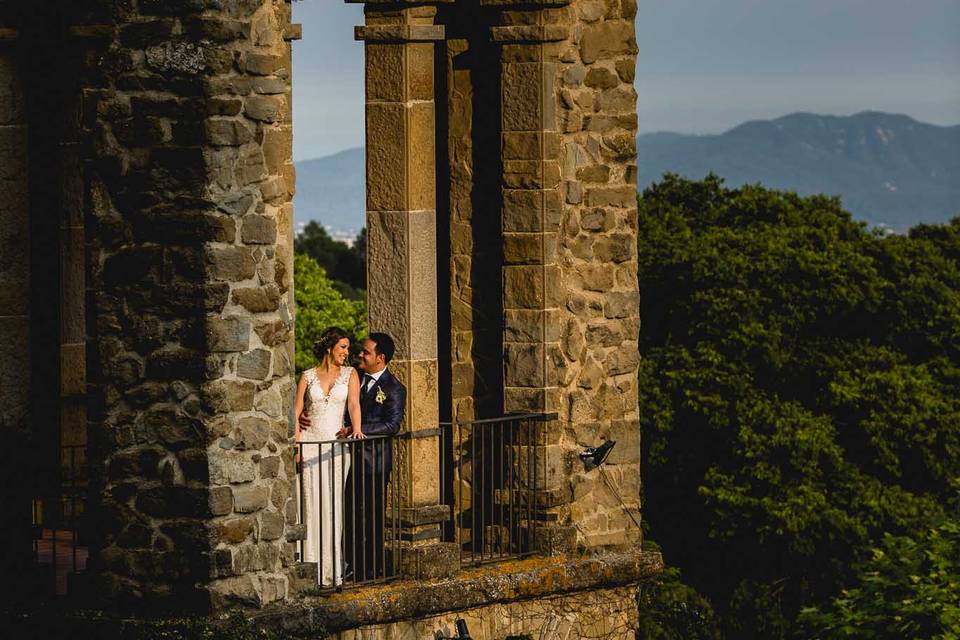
[253,548,663,635]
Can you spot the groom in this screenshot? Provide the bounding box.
[300,332,406,581]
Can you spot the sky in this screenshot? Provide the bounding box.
[291,0,960,161]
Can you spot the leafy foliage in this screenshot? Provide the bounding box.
[798,507,960,639]
[294,221,366,299]
[638,175,960,638]
[293,253,366,373]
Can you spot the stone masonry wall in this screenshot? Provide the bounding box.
[441,0,641,551]
[553,0,641,548]
[0,34,29,438]
[76,0,298,610]
[337,585,639,640]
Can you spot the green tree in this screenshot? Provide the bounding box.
[294,221,366,297]
[293,253,367,373]
[798,508,960,639]
[638,175,960,638]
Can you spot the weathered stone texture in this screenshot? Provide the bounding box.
[70,0,297,611]
[441,0,642,553]
[344,585,640,640]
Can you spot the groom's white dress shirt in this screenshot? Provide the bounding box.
[362,368,386,395]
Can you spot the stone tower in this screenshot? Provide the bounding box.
[1,0,660,636]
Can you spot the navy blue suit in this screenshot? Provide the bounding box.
[344,368,406,579]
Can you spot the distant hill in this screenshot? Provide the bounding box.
[637,112,960,231]
[294,112,960,233]
[293,147,365,236]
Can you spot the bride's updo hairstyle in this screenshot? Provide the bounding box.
[312,326,350,361]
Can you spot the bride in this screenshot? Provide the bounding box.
[294,326,363,586]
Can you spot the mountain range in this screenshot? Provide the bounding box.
[294,111,960,234]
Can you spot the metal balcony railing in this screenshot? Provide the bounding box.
[441,413,554,567]
[294,436,401,591]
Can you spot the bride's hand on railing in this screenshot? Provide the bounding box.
[294,443,302,466]
[349,428,365,439]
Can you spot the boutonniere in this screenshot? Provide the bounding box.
[375,388,387,404]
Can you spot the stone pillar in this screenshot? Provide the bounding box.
[355,0,458,578]
[556,0,642,550]
[0,27,34,582]
[483,0,575,553]
[76,0,299,611]
[486,0,642,553]
[0,30,29,444]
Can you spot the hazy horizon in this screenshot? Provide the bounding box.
[293,109,960,162]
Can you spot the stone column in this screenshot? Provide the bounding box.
[76,0,299,611]
[483,0,577,553]
[0,27,34,581]
[354,0,458,578]
[0,30,29,445]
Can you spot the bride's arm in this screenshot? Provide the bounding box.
[346,369,364,439]
[293,372,308,461]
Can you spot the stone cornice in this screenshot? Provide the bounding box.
[346,0,455,4]
[253,549,663,634]
[355,24,445,42]
[480,0,572,6]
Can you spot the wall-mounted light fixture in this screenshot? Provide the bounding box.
[579,440,616,472]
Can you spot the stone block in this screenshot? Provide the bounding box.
[580,20,637,65]
[210,453,256,485]
[504,342,545,387]
[254,319,290,347]
[407,42,435,101]
[503,265,543,309]
[0,57,25,125]
[407,101,436,211]
[615,58,636,83]
[593,233,636,263]
[205,246,256,281]
[241,215,277,245]
[504,386,560,414]
[245,52,284,75]
[531,524,578,555]
[366,102,406,212]
[233,484,269,513]
[408,209,438,360]
[580,207,615,231]
[585,66,619,89]
[261,455,281,478]
[237,348,271,380]
[502,131,561,161]
[399,542,459,580]
[213,517,255,545]
[604,347,640,376]
[603,291,639,319]
[201,379,255,412]
[586,186,636,208]
[262,126,291,174]
[258,508,285,541]
[236,416,270,450]
[502,62,555,132]
[244,94,285,123]
[205,118,252,147]
[205,316,251,352]
[60,343,86,397]
[407,357,440,432]
[365,42,405,102]
[577,165,611,183]
[367,209,409,353]
[502,189,561,232]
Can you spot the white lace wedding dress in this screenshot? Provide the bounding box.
[300,366,353,586]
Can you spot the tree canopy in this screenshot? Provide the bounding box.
[637,175,960,638]
[292,253,367,373]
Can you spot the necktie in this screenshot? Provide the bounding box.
[363,374,374,395]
